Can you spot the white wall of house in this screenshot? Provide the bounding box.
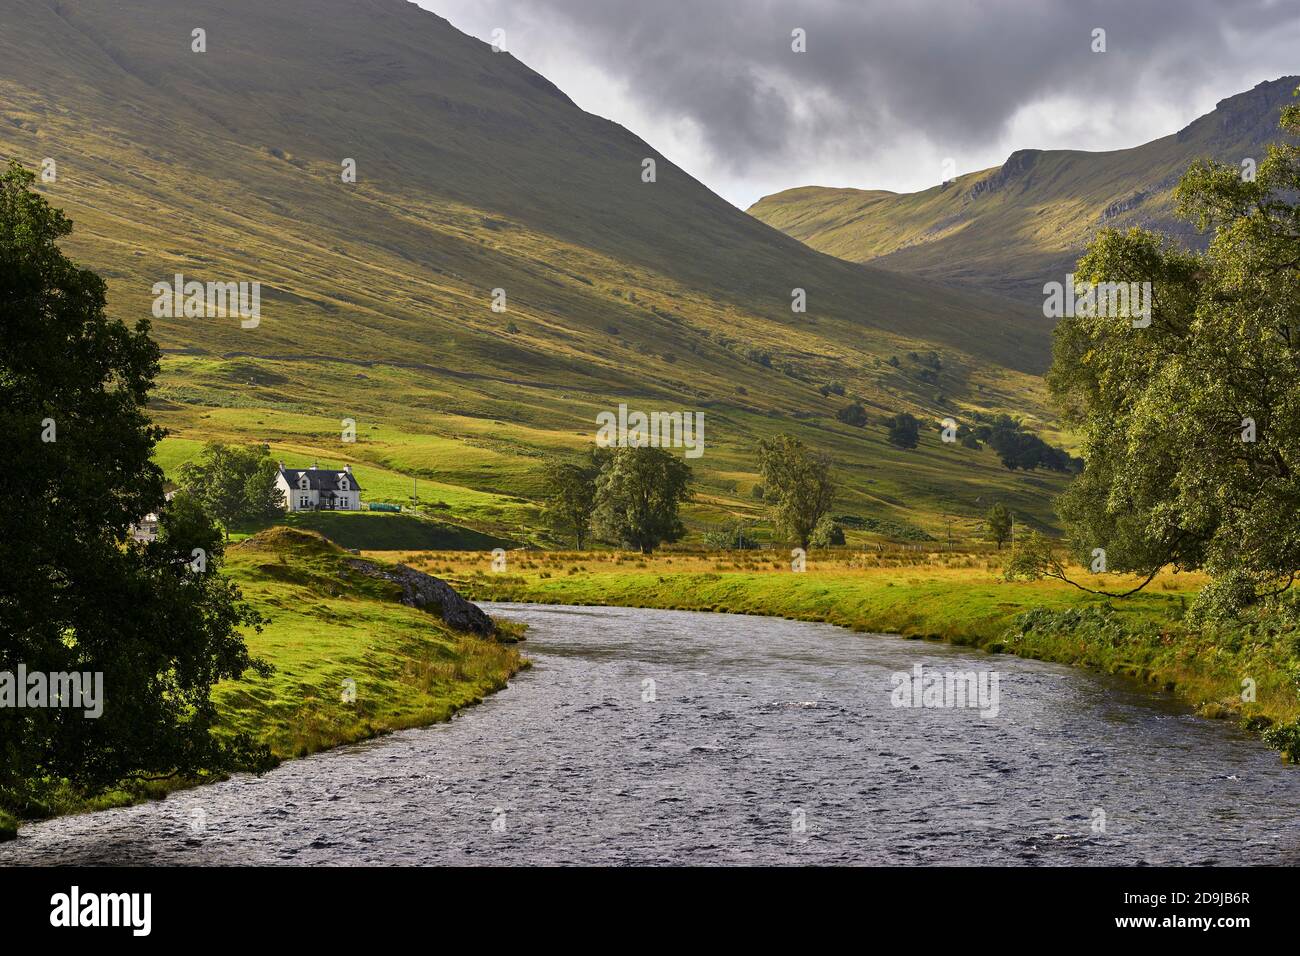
[275,465,361,512]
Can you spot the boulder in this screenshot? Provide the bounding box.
[343,559,495,638]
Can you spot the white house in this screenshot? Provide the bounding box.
[130,513,160,543]
[276,462,363,512]
[129,489,177,543]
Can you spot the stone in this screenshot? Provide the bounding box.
[343,559,495,638]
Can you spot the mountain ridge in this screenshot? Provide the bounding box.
[749,76,1299,304]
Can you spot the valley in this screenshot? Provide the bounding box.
[0,0,1074,543]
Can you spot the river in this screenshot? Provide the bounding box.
[2,603,1297,865]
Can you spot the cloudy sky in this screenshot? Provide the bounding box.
[421,0,1300,209]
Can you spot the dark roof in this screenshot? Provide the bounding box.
[281,466,362,492]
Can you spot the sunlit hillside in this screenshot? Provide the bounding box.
[750,77,1298,305]
[0,0,1073,540]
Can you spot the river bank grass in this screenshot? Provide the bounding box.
[403,548,1300,756]
[0,529,526,840]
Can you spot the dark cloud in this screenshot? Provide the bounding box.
[428,0,1300,201]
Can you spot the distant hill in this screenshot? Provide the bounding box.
[0,0,1073,538]
[749,77,1299,305]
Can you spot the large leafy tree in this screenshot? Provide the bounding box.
[1025,90,1300,620]
[540,452,601,549]
[0,162,269,812]
[758,433,836,550]
[592,446,692,554]
[178,441,282,538]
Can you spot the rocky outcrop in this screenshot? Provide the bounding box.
[966,148,1041,201]
[343,559,496,638]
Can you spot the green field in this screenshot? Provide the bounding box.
[149,366,1072,551]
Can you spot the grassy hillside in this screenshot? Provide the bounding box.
[750,77,1299,305]
[0,0,1075,539]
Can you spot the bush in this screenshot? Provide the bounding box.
[702,522,760,551]
[836,403,869,427]
[1263,720,1300,763]
[810,515,846,547]
[885,412,920,449]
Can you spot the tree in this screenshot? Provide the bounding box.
[985,503,1012,550]
[1021,89,1300,620]
[0,162,270,808]
[885,412,920,449]
[592,446,693,554]
[836,402,868,427]
[541,455,599,549]
[810,515,846,547]
[178,442,282,537]
[246,457,285,516]
[973,414,1079,472]
[757,433,836,550]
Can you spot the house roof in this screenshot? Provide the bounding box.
[280,465,362,492]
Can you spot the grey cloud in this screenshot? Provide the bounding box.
[430,0,1300,188]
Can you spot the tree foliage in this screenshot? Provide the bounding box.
[964,413,1080,472]
[810,514,846,547]
[835,402,868,427]
[540,452,600,549]
[885,412,920,449]
[592,446,693,554]
[178,442,282,537]
[985,503,1012,550]
[757,433,836,550]
[0,162,269,808]
[1031,90,1300,620]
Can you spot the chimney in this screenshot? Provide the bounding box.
[312,459,318,470]
[344,464,351,474]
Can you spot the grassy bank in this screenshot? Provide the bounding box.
[1,529,526,838]
[408,547,1300,756]
[215,528,526,758]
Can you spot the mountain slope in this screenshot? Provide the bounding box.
[750,77,1298,305]
[0,0,1070,538]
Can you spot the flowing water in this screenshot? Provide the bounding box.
[3,603,1297,865]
